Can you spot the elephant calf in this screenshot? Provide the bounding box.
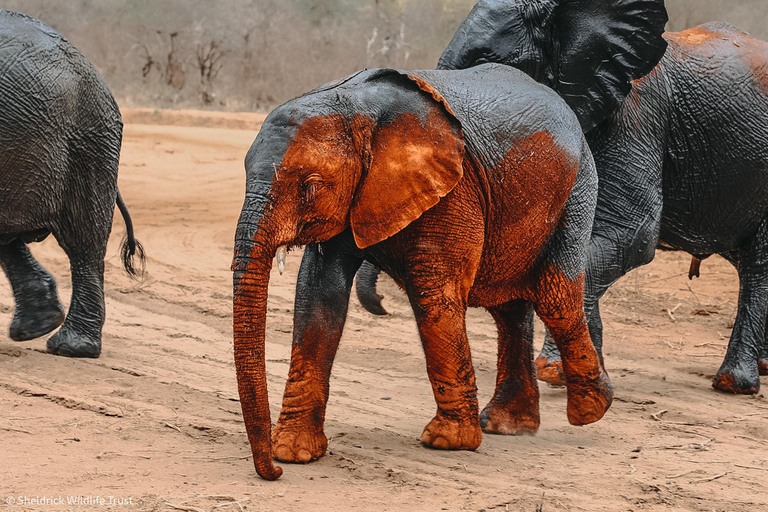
[232,64,614,480]
[0,11,143,358]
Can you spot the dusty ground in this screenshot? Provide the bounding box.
[0,110,766,512]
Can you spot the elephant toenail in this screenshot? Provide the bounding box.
[297,449,312,463]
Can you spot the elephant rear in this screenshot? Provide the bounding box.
[0,11,139,360]
[0,10,122,227]
[659,23,768,253]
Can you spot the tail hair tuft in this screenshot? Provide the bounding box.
[120,235,146,281]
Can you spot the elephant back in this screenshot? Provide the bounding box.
[0,10,121,142]
[407,64,584,174]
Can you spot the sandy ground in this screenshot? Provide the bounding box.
[0,110,766,512]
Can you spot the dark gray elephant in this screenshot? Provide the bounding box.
[0,11,143,358]
[358,0,768,394]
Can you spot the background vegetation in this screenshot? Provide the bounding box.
[4,0,767,111]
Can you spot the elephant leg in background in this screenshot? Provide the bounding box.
[536,152,663,386]
[0,238,65,341]
[761,327,768,376]
[761,280,768,377]
[713,222,768,394]
[272,241,362,463]
[46,204,113,358]
[480,300,539,435]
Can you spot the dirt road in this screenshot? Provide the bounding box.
[1,111,766,512]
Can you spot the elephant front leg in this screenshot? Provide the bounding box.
[482,301,539,435]
[534,270,613,426]
[411,293,481,451]
[0,239,64,341]
[272,243,361,464]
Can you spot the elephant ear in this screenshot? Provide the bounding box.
[350,72,465,249]
[552,0,668,131]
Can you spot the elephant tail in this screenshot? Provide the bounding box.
[116,189,146,279]
[355,261,388,316]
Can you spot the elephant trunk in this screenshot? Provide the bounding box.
[232,216,282,480]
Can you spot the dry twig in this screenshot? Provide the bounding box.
[667,469,695,479]
[736,435,766,445]
[0,426,32,434]
[164,422,183,433]
[690,472,728,483]
[213,502,246,511]
[734,464,768,471]
[165,503,206,512]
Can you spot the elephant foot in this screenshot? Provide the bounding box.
[759,359,768,376]
[712,366,760,395]
[272,425,327,464]
[47,327,101,358]
[480,402,539,436]
[421,413,482,450]
[535,356,566,386]
[10,277,65,341]
[566,369,613,426]
[10,305,65,342]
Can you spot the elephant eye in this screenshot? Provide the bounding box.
[300,177,323,202]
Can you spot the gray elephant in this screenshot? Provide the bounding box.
[359,0,768,394]
[0,11,143,358]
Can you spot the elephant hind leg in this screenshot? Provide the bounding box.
[536,215,661,386]
[481,300,540,435]
[535,334,566,386]
[713,230,768,394]
[47,206,113,358]
[0,238,64,341]
[761,301,768,377]
[532,267,612,426]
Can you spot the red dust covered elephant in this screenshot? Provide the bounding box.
[234,61,656,483]
[232,0,668,482]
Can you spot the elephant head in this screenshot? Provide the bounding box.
[231,69,464,480]
[438,0,668,131]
